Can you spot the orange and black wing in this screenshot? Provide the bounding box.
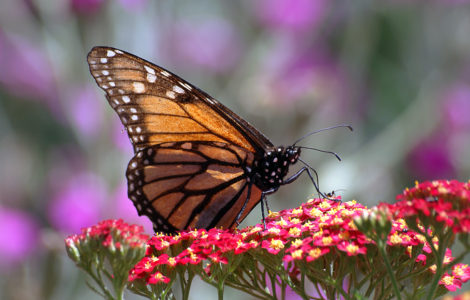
[87,47,270,233]
[126,141,262,233]
[87,47,273,153]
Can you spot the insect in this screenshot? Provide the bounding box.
[87,47,349,233]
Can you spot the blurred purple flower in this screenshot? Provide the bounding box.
[257,41,349,110]
[118,0,148,10]
[70,0,105,14]
[107,184,154,234]
[441,83,470,130]
[253,0,327,33]
[0,207,39,268]
[0,32,57,104]
[66,86,103,138]
[48,172,106,233]
[407,137,455,180]
[167,19,243,73]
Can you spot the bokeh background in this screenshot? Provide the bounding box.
[1,0,470,299]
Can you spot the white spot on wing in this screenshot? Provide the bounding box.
[147,73,157,83]
[144,66,155,74]
[100,58,107,63]
[179,82,192,91]
[115,50,123,54]
[160,70,170,77]
[107,50,116,57]
[173,85,185,94]
[109,82,115,87]
[133,82,145,93]
[131,115,139,121]
[166,91,176,99]
[130,108,137,113]
[206,97,216,104]
[102,70,109,75]
[122,96,131,103]
[89,60,96,64]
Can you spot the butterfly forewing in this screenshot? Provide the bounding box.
[87,47,272,153]
[127,141,262,233]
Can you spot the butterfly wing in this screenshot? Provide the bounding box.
[87,47,273,153]
[127,141,262,233]
[88,47,270,232]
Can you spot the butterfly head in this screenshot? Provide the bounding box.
[285,145,301,164]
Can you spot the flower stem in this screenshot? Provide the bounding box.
[217,281,224,300]
[377,241,402,300]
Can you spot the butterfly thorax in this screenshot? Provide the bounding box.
[251,146,301,191]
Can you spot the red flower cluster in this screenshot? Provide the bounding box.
[64,180,470,298]
[390,180,470,233]
[128,197,440,286]
[66,219,149,254]
[129,198,378,284]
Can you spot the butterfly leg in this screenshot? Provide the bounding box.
[263,193,271,215]
[259,188,277,229]
[260,195,266,230]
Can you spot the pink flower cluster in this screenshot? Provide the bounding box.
[66,219,149,252]
[129,187,470,292]
[390,180,470,233]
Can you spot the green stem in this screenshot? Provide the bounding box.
[425,229,454,299]
[88,268,115,300]
[180,271,195,300]
[377,241,402,300]
[218,281,224,300]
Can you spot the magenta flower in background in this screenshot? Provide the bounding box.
[48,172,106,234]
[167,19,243,73]
[66,86,103,138]
[441,82,470,131]
[257,41,349,109]
[108,184,154,234]
[407,137,455,180]
[0,207,39,269]
[0,32,57,104]
[252,0,327,33]
[70,0,105,14]
[118,0,148,10]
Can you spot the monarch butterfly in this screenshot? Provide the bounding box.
[88,47,349,233]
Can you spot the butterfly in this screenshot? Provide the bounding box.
[87,47,346,233]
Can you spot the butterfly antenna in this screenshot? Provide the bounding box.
[293,124,353,146]
[298,146,342,161]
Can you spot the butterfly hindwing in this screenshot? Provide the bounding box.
[126,141,262,233]
[87,47,273,153]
